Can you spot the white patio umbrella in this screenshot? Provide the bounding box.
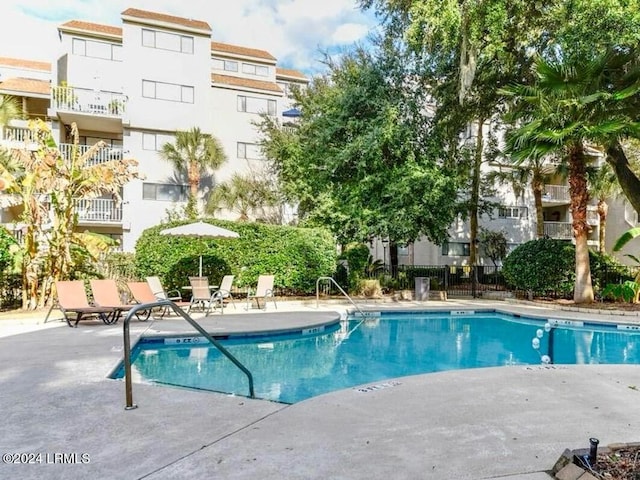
[160,221,240,276]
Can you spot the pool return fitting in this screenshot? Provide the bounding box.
[121,300,255,410]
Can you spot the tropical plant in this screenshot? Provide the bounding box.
[0,95,21,126]
[0,120,140,308]
[206,172,278,222]
[160,127,226,219]
[588,161,622,252]
[500,49,640,303]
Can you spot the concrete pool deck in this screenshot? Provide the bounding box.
[1,299,639,479]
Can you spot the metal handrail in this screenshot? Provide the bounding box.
[316,276,366,317]
[122,300,254,410]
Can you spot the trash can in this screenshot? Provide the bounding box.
[415,277,430,301]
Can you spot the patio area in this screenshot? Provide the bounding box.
[1,299,639,479]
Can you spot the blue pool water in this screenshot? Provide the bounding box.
[113,311,640,404]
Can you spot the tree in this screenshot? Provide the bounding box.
[258,47,460,250]
[0,120,140,308]
[501,49,640,303]
[478,228,508,268]
[206,172,278,222]
[588,162,622,253]
[0,95,21,127]
[160,127,226,219]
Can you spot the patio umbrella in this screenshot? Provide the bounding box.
[160,221,240,276]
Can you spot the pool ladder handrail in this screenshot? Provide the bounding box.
[121,300,255,410]
[316,276,367,317]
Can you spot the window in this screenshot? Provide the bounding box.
[398,246,409,256]
[498,206,528,219]
[442,241,470,256]
[237,95,277,115]
[142,183,188,202]
[142,80,194,103]
[237,142,263,160]
[142,132,174,151]
[277,82,290,95]
[242,63,269,77]
[72,38,122,61]
[212,57,239,72]
[141,29,194,54]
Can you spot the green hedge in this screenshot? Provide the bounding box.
[134,219,338,295]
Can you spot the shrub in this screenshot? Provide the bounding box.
[134,219,337,295]
[502,238,575,296]
[339,243,370,292]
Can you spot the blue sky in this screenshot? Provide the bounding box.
[0,0,380,76]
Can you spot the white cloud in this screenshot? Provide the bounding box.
[0,0,378,74]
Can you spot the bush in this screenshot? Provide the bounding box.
[338,243,370,292]
[134,219,337,295]
[502,238,575,296]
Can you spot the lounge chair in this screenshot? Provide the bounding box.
[145,276,183,302]
[53,280,118,328]
[187,276,223,315]
[127,281,189,317]
[90,279,149,322]
[246,275,277,311]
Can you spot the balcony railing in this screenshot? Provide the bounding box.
[59,144,123,166]
[543,221,573,239]
[75,198,122,223]
[51,86,127,117]
[542,185,569,203]
[0,126,38,149]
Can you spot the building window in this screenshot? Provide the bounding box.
[142,132,174,151]
[142,183,188,202]
[237,95,276,115]
[498,206,528,219]
[72,38,122,61]
[242,63,269,77]
[237,142,263,160]
[142,80,194,103]
[398,245,409,256]
[442,241,470,257]
[141,29,194,54]
[212,58,239,72]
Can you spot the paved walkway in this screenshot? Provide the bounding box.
[1,299,639,479]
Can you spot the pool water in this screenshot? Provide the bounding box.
[112,311,640,404]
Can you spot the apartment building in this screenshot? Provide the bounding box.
[0,8,308,251]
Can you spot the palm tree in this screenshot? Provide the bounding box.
[206,172,277,221]
[0,95,21,127]
[588,161,622,253]
[501,49,640,303]
[160,127,226,219]
[486,157,554,238]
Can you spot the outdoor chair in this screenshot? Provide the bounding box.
[90,279,150,322]
[214,275,236,309]
[146,276,183,303]
[246,275,277,311]
[127,281,185,318]
[187,276,223,315]
[52,280,118,328]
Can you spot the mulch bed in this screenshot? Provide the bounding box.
[592,446,640,479]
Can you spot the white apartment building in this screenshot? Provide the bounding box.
[0,8,308,252]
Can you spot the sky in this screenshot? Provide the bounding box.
[0,0,380,76]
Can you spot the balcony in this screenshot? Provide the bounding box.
[1,126,38,150]
[543,221,573,240]
[542,185,569,204]
[75,198,122,224]
[50,86,127,134]
[59,144,123,166]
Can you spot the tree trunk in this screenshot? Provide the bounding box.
[568,145,594,304]
[532,174,545,238]
[606,141,640,215]
[597,199,608,253]
[469,118,484,267]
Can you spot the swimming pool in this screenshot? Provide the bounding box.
[112,310,640,404]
